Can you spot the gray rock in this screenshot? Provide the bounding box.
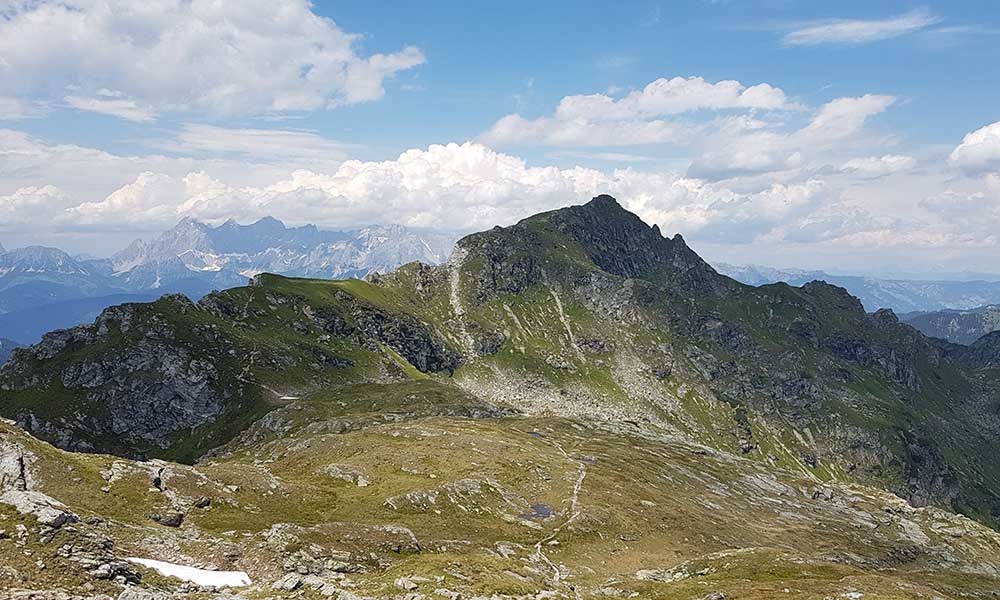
[150,512,184,527]
[0,489,78,527]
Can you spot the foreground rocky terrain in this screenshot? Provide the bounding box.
[3,196,1000,598]
[3,389,1000,599]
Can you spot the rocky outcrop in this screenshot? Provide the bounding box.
[454,195,727,303]
[1,298,233,455]
[544,195,725,295]
[330,291,460,374]
[0,436,78,527]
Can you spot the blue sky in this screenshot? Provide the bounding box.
[1,1,1000,275]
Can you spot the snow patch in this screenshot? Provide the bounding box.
[127,558,251,588]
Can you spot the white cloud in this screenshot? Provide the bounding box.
[781,9,940,46]
[0,0,424,119]
[64,95,157,123]
[840,154,915,178]
[547,150,654,163]
[0,96,49,120]
[161,124,352,164]
[798,95,895,140]
[949,120,1000,174]
[38,142,831,245]
[482,114,689,147]
[481,76,897,186]
[0,128,299,208]
[3,130,998,272]
[0,185,73,228]
[480,76,792,147]
[687,95,896,179]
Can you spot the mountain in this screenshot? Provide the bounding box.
[111,217,456,281]
[0,246,111,314]
[3,196,1000,597]
[903,304,1000,344]
[716,262,1000,313]
[0,218,458,344]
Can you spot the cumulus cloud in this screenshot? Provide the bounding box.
[3,129,997,271]
[840,154,916,178]
[481,73,897,187]
[2,131,999,274]
[687,95,896,179]
[0,0,425,118]
[5,141,826,249]
[553,77,790,120]
[781,9,940,46]
[480,76,792,147]
[798,95,896,140]
[0,185,73,228]
[949,120,1000,174]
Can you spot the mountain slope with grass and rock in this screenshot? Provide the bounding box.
[3,196,1000,598]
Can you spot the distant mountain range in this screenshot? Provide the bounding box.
[902,305,1000,344]
[715,262,1000,314]
[0,218,458,343]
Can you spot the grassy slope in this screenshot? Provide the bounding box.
[4,381,1000,598]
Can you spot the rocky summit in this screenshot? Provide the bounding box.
[2,196,1000,599]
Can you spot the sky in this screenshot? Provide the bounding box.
[1,0,1000,275]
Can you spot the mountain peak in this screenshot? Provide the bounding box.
[456,195,726,298]
[547,195,722,291]
[175,215,203,228]
[251,216,285,228]
[584,194,622,209]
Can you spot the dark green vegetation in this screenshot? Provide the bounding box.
[3,196,1000,598]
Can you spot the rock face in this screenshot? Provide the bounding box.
[541,195,724,294]
[0,296,238,459]
[456,195,726,303]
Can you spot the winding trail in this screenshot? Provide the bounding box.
[531,440,588,595]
